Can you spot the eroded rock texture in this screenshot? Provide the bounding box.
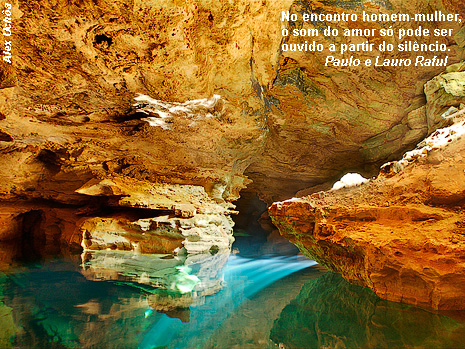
[270,122,465,309]
[1,0,465,275]
[269,68,465,310]
[1,0,294,255]
[1,0,289,206]
[247,0,465,201]
[76,177,235,254]
[1,0,464,208]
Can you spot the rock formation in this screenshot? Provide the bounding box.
[76,177,235,254]
[0,0,465,314]
[81,249,230,308]
[1,0,464,212]
[270,100,465,309]
[246,0,465,202]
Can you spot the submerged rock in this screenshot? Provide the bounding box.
[0,273,17,348]
[80,249,230,309]
[270,272,465,348]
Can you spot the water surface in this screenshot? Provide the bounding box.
[1,236,465,348]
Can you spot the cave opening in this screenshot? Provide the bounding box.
[232,191,299,257]
[18,210,46,262]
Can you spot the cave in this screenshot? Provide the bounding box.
[18,210,45,262]
[1,0,465,347]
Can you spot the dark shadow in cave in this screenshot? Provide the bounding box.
[232,191,299,258]
[94,34,113,47]
[18,210,46,263]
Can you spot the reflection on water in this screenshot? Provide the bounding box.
[0,245,317,348]
[271,272,465,349]
[2,258,153,348]
[1,243,465,348]
[81,250,230,307]
[139,254,317,349]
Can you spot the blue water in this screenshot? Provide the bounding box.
[1,236,465,348]
[0,238,320,349]
[139,254,316,349]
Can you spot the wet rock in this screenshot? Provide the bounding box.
[147,293,193,322]
[0,204,85,265]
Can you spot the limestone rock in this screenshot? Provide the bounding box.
[76,177,234,214]
[425,71,465,132]
[77,176,235,255]
[0,203,85,266]
[1,0,465,287]
[0,209,25,242]
[0,0,285,205]
[1,0,464,206]
[0,179,235,262]
[246,0,465,201]
[269,122,465,310]
[80,213,234,255]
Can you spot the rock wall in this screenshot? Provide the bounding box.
[247,0,465,202]
[1,0,464,207]
[76,177,235,254]
[269,108,465,309]
[0,1,464,259]
[0,0,293,206]
[0,0,294,255]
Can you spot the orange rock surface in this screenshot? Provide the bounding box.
[1,0,465,205]
[270,134,465,310]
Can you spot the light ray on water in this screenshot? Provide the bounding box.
[139,254,316,349]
